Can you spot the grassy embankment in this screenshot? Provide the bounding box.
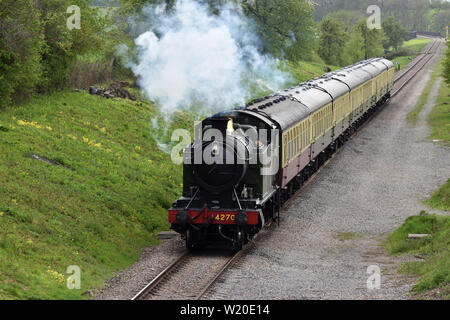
[425,78,450,212]
[386,78,449,300]
[0,57,333,299]
[288,58,339,83]
[0,91,194,299]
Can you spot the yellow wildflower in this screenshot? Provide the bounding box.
[47,269,65,283]
[0,212,4,217]
[67,134,77,140]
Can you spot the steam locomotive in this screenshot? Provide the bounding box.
[169,57,395,251]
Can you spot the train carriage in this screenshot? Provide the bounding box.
[169,57,394,251]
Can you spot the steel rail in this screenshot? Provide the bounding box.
[394,39,438,83]
[392,41,441,97]
[131,251,191,300]
[195,249,246,300]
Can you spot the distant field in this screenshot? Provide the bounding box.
[402,38,433,52]
[392,38,432,71]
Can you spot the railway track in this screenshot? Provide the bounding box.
[132,38,443,301]
[131,247,250,300]
[392,39,441,96]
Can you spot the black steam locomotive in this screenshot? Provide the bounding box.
[169,57,395,251]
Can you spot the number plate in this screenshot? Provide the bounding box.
[214,213,236,222]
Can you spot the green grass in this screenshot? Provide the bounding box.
[406,59,443,125]
[288,60,340,84]
[402,38,433,53]
[0,90,195,299]
[386,211,449,297]
[424,78,450,212]
[427,79,450,146]
[426,180,450,212]
[392,55,415,71]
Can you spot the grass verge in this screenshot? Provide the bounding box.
[406,59,443,125]
[386,211,449,299]
[427,79,450,146]
[425,180,450,212]
[423,78,450,212]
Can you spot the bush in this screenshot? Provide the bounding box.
[0,0,44,105]
[0,0,114,105]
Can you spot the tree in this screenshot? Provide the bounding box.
[354,19,385,59]
[326,10,363,32]
[0,0,44,104]
[382,16,407,52]
[318,17,348,66]
[432,10,450,35]
[242,0,315,61]
[0,0,112,105]
[36,0,106,91]
[342,30,365,65]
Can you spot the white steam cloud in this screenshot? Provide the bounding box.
[129,0,293,113]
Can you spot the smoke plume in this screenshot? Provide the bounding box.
[129,0,293,114]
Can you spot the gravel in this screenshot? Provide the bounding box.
[95,41,449,300]
[94,238,186,300]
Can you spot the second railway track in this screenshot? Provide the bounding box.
[132,37,443,301]
[132,247,250,300]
